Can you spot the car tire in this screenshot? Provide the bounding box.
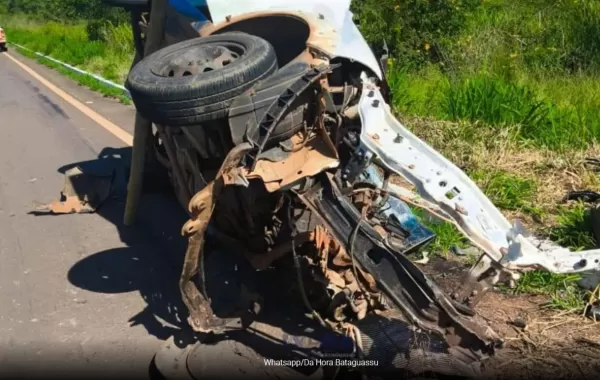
[126,32,278,127]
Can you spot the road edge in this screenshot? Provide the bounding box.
[3,52,134,146]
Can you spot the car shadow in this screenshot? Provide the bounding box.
[29,146,197,345]
[33,146,353,378]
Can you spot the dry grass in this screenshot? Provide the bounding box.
[480,292,600,379]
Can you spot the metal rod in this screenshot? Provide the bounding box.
[123,0,168,226]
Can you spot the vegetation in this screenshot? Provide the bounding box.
[0,1,133,83]
[2,0,600,309]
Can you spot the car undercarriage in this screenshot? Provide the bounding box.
[42,0,600,378]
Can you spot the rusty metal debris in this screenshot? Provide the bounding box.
[246,129,338,192]
[34,166,112,215]
[179,143,253,333]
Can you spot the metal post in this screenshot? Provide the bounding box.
[123,0,169,226]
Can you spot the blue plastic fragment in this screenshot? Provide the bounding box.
[358,165,436,252]
[168,0,208,21]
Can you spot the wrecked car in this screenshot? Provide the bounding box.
[68,0,600,378]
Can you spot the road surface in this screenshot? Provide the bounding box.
[0,51,192,378]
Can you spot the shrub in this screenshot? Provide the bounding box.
[351,0,482,67]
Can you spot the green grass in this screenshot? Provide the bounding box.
[382,0,600,152]
[15,46,131,104]
[549,202,597,252]
[515,270,585,311]
[471,169,537,211]
[411,208,469,257]
[388,64,600,151]
[3,14,133,84]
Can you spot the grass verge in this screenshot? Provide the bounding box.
[3,13,133,89]
[13,45,131,104]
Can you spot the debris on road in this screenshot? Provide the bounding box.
[34,166,113,214]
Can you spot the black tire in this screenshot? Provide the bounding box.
[126,32,278,127]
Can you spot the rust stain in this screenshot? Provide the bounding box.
[310,225,379,294]
[246,131,339,192]
[244,232,311,270]
[36,196,95,214]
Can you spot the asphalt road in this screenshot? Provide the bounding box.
[0,51,193,378]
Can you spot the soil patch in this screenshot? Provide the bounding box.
[423,257,600,379]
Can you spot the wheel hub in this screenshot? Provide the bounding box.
[156,44,242,77]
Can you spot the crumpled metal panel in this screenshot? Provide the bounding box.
[34,166,113,215]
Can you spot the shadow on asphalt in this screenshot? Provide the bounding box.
[30,147,198,347]
[29,147,345,379]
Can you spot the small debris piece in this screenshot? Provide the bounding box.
[585,304,600,321]
[562,190,600,204]
[591,204,600,248]
[510,317,527,329]
[35,195,95,214]
[414,251,430,265]
[32,166,113,215]
[451,245,481,257]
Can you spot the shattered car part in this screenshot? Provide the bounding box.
[130,3,500,376]
[179,143,253,333]
[242,63,338,171]
[354,310,484,378]
[35,166,113,214]
[357,165,436,253]
[205,0,382,80]
[297,174,501,352]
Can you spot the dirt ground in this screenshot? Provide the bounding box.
[422,258,600,380]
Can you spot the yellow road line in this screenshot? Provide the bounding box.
[4,52,134,146]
